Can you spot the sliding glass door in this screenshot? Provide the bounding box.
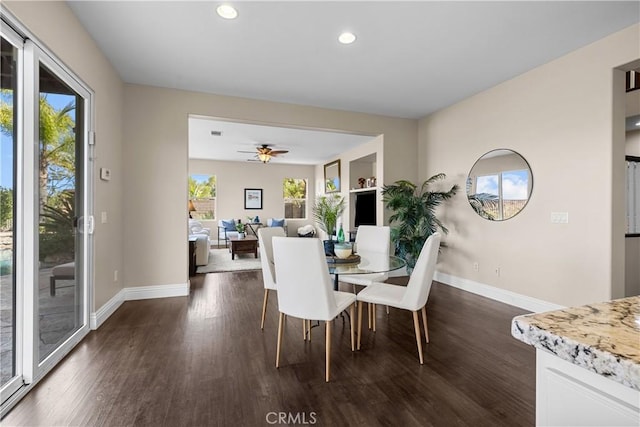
[0,26,21,400]
[1,16,93,408]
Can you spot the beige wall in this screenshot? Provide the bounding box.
[189,159,316,236]
[5,1,125,310]
[418,24,640,307]
[123,85,416,288]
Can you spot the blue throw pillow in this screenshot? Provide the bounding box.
[222,219,236,232]
[271,218,285,227]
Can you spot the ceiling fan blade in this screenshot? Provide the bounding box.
[238,150,257,153]
[269,150,289,155]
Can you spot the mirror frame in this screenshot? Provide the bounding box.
[466,148,533,221]
[324,159,341,193]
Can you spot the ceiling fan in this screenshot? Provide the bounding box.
[238,144,289,163]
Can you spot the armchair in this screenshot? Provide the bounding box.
[217,219,240,247]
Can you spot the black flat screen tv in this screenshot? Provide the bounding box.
[355,192,376,227]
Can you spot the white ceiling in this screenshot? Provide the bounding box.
[67,1,640,163]
[188,117,375,164]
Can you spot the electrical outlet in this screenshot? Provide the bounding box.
[473,262,479,272]
[113,270,118,282]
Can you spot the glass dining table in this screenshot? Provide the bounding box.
[327,251,407,291]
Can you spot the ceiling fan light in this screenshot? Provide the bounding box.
[258,153,271,163]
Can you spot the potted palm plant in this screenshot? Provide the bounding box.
[382,174,458,272]
[312,194,345,255]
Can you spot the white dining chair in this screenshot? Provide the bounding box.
[355,232,441,364]
[258,227,286,330]
[340,226,391,287]
[339,225,391,327]
[272,237,356,382]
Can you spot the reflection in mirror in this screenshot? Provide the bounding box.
[324,160,341,193]
[466,149,533,221]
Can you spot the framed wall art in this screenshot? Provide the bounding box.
[244,188,263,210]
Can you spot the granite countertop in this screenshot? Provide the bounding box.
[511,296,640,391]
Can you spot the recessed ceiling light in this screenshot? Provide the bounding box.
[338,32,356,45]
[217,4,238,20]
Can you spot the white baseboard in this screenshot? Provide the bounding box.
[90,281,190,330]
[124,282,190,301]
[90,288,125,330]
[434,271,565,313]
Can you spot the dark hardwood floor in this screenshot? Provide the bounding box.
[3,272,535,426]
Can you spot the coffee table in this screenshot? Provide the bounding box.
[229,235,258,260]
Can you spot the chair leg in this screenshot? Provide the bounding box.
[325,320,332,382]
[386,305,389,315]
[421,305,429,343]
[276,312,285,368]
[350,304,355,352]
[260,289,269,330]
[367,303,372,330]
[302,319,311,341]
[412,311,424,365]
[357,301,363,350]
[372,304,376,332]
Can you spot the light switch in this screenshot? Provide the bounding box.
[101,211,107,224]
[550,212,569,224]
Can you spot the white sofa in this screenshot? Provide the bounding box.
[189,219,211,266]
[266,218,288,235]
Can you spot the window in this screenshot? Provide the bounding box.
[283,178,307,219]
[189,174,216,220]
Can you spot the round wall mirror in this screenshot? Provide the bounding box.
[466,149,533,221]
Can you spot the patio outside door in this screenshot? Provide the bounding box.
[1,19,93,408]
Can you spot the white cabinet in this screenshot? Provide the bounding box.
[536,350,640,426]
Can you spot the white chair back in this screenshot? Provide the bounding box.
[401,232,441,311]
[355,225,390,255]
[258,227,286,290]
[272,237,337,321]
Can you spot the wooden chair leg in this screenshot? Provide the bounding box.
[303,318,307,340]
[307,319,311,341]
[413,311,424,364]
[260,289,269,330]
[367,303,372,330]
[357,301,363,350]
[350,304,355,352]
[386,305,389,315]
[421,305,429,343]
[372,304,376,332]
[276,312,285,368]
[325,320,332,382]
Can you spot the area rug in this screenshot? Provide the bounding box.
[196,248,262,274]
